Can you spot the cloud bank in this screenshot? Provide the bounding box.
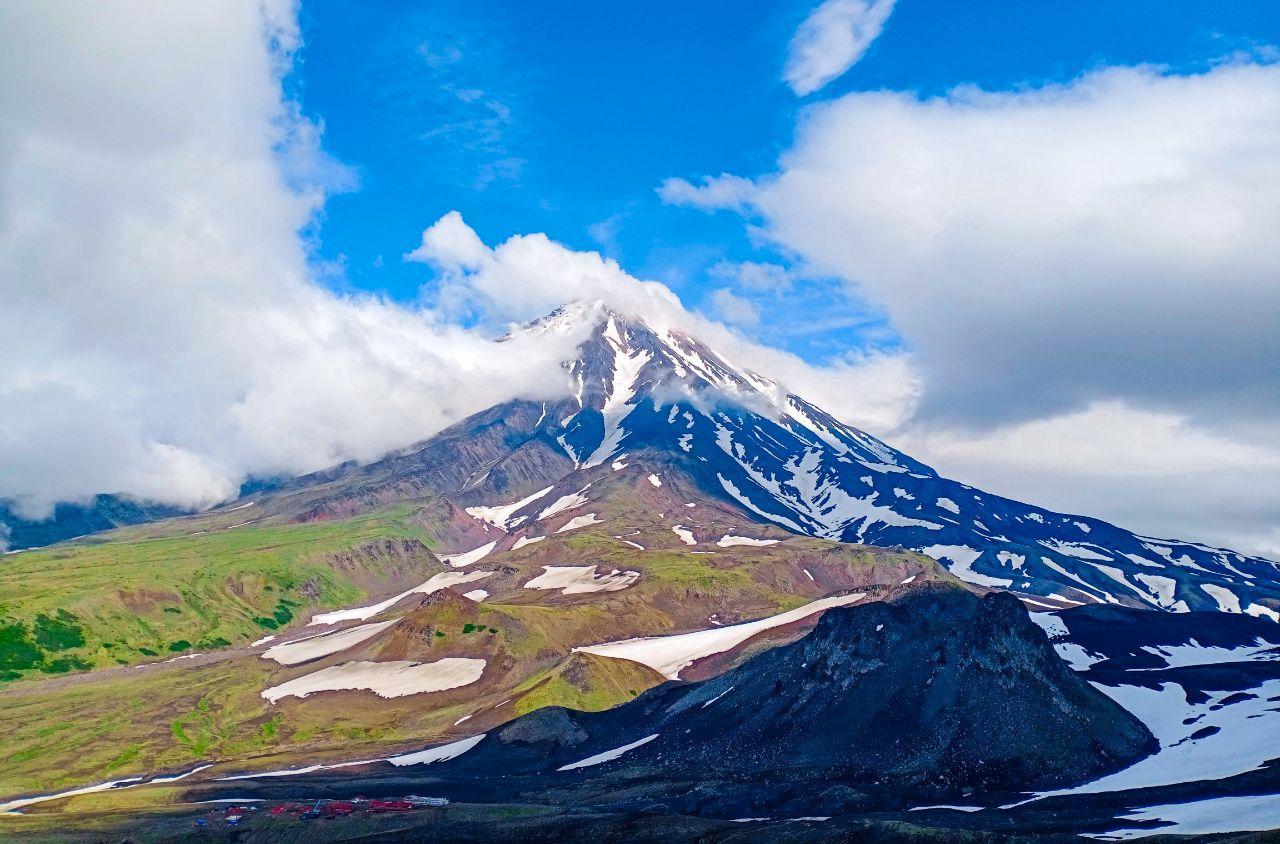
[0,2,575,517]
[406,211,920,434]
[663,57,1280,556]
[0,2,911,521]
[755,62,1280,434]
[784,0,897,95]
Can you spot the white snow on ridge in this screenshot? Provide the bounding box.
[1098,793,1280,839]
[523,565,639,594]
[582,328,651,468]
[465,486,554,529]
[1039,557,1114,603]
[387,734,486,767]
[919,545,1012,589]
[1132,573,1186,611]
[262,620,398,666]
[261,658,486,703]
[647,474,662,488]
[512,535,545,551]
[1028,613,1104,671]
[1030,679,1280,800]
[763,446,941,540]
[716,535,779,548]
[438,540,498,568]
[1247,603,1280,622]
[0,776,146,814]
[672,525,697,545]
[576,592,866,679]
[1040,539,1113,561]
[1201,583,1241,613]
[309,570,492,625]
[558,734,659,771]
[936,497,960,514]
[462,589,488,602]
[717,473,806,533]
[1139,639,1279,670]
[538,487,591,521]
[556,513,603,533]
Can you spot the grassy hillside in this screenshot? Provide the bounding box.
[0,504,441,681]
[0,466,956,811]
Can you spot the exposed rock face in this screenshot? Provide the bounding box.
[431,587,1157,793]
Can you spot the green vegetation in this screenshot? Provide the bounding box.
[33,609,86,651]
[511,653,665,716]
[0,486,952,811]
[0,504,441,681]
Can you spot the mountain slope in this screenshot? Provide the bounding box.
[0,495,192,552]
[458,303,1280,617]
[196,588,1157,804]
[432,587,1156,792]
[15,302,1277,619]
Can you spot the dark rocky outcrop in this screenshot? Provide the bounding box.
[430,586,1157,794]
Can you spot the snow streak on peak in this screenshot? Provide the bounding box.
[509,304,1280,618]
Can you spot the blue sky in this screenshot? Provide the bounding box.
[4,1,1279,555]
[295,0,1277,361]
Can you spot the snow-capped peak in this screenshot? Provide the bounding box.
[515,304,1280,618]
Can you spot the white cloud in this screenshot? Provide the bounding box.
[784,0,896,95]
[901,402,1280,559]
[404,210,489,269]
[656,173,757,212]
[664,57,1280,554]
[0,2,575,517]
[709,288,760,325]
[407,213,686,327]
[407,211,920,435]
[752,61,1280,436]
[708,260,795,292]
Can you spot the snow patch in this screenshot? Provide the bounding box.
[309,570,492,625]
[523,565,639,594]
[558,734,659,771]
[261,658,486,703]
[262,620,398,666]
[672,525,697,545]
[438,540,498,568]
[576,593,866,679]
[716,534,779,547]
[919,545,1012,588]
[556,513,603,533]
[465,486,554,529]
[387,734,486,767]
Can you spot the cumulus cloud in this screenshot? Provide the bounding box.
[900,402,1280,558]
[0,2,575,517]
[753,61,1280,438]
[708,288,761,326]
[407,211,920,435]
[664,57,1280,553]
[784,0,896,95]
[406,212,687,326]
[708,260,796,292]
[0,0,911,524]
[656,173,757,212]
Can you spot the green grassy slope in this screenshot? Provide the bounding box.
[0,505,440,681]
